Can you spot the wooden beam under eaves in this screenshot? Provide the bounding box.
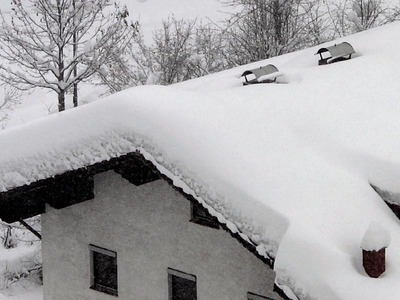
[0,151,160,223]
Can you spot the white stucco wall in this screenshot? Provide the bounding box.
[42,171,280,300]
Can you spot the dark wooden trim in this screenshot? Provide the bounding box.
[0,168,94,223]
[90,284,118,297]
[385,201,400,219]
[113,152,160,186]
[167,268,196,282]
[370,184,400,220]
[0,151,160,223]
[159,173,275,268]
[190,200,220,229]
[247,291,274,300]
[43,167,94,210]
[273,284,294,300]
[0,183,47,223]
[19,219,42,240]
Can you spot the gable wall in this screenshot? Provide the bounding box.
[42,171,279,300]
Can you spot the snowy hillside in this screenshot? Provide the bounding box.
[1,20,400,299]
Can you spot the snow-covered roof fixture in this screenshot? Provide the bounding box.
[240,64,281,85]
[361,222,391,278]
[316,42,355,65]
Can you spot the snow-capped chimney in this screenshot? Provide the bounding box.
[361,222,391,278]
[362,248,385,278]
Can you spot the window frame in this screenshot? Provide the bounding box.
[89,244,118,297]
[190,201,220,229]
[168,268,197,300]
[247,291,274,300]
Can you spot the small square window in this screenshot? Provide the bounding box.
[190,201,219,229]
[90,244,118,297]
[168,268,197,300]
[247,291,274,300]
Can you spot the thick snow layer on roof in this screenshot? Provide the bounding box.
[2,22,400,299]
[361,221,391,251]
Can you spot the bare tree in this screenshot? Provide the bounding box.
[95,48,138,94]
[325,0,353,37]
[109,17,228,87]
[0,216,42,290]
[350,0,400,30]
[189,23,227,77]
[150,17,197,85]
[95,23,152,93]
[326,0,400,37]
[0,0,136,111]
[151,18,229,84]
[129,29,156,86]
[220,0,324,66]
[0,85,21,129]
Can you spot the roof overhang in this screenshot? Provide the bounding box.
[0,149,276,270]
[0,151,160,223]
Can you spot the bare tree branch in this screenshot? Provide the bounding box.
[0,0,137,111]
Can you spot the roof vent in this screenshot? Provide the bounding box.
[241,64,281,85]
[316,42,355,65]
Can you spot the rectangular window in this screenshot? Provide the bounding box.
[168,268,197,300]
[190,201,219,229]
[247,292,274,300]
[90,244,118,297]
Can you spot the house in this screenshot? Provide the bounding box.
[1,22,400,300]
[0,150,282,300]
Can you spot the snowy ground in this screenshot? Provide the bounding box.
[0,287,42,300]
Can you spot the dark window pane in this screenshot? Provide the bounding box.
[193,203,209,219]
[171,275,197,300]
[90,246,118,296]
[93,251,118,290]
[191,201,219,229]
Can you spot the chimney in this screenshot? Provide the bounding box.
[361,222,391,278]
[362,248,386,278]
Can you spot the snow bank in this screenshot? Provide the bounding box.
[2,21,400,300]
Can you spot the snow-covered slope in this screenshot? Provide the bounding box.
[2,21,400,300]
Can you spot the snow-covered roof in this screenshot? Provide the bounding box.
[2,22,400,300]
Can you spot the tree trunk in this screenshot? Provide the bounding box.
[73,83,78,107]
[57,0,65,112]
[58,90,65,112]
[73,0,78,108]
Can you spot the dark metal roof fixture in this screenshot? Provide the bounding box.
[316,42,355,65]
[241,64,280,85]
